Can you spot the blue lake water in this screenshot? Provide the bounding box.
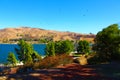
[0,44,46,63]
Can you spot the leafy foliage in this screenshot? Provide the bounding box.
[7,52,17,66]
[45,40,74,56]
[77,40,90,54]
[87,52,106,64]
[93,24,120,61]
[15,39,41,64]
[55,40,74,54]
[45,42,55,56]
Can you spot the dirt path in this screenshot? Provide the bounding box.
[1,63,120,80]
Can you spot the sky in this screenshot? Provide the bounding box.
[0,0,120,34]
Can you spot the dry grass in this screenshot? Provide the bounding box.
[33,54,73,69]
[0,27,95,42]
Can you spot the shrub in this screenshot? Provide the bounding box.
[73,55,88,65]
[39,56,59,69]
[17,54,73,71]
[58,54,73,65]
[87,53,109,65]
[33,54,73,69]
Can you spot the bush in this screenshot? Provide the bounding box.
[87,53,109,65]
[33,54,73,69]
[73,55,88,65]
[58,54,73,65]
[17,54,73,71]
[39,56,59,69]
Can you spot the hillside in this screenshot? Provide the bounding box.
[0,27,95,43]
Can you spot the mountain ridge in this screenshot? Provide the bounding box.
[0,27,95,43]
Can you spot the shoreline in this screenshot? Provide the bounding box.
[0,56,46,65]
[0,43,47,44]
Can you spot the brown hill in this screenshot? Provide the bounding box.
[0,27,95,43]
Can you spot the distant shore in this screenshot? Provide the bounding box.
[0,43,47,44]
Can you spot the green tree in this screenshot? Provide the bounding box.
[45,40,74,56]
[60,40,74,54]
[55,41,62,54]
[45,42,55,56]
[93,24,120,60]
[77,40,90,54]
[7,52,17,66]
[55,40,74,54]
[15,39,33,63]
[15,39,41,64]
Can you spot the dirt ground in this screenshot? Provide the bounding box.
[0,62,120,80]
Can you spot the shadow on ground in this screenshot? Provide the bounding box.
[2,63,120,80]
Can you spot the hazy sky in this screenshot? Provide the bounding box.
[0,0,120,34]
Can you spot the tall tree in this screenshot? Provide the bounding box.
[7,52,17,66]
[93,24,120,60]
[45,42,55,56]
[77,40,90,54]
[15,39,33,63]
[15,39,41,64]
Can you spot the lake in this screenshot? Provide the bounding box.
[0,44,46,63]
